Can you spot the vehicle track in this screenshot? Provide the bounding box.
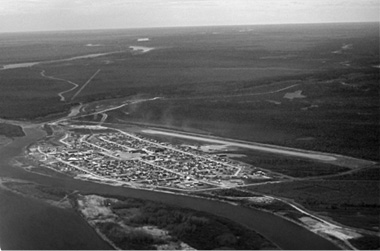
[71,69,101,101]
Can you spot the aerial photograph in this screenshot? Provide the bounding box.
[0,0,379,250]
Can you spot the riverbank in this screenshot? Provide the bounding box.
[0,149,341,250]
[0,177,72,209]
[0,177,277,250]
[68,166,360,250]
[0,110,346,250]
[0,178,112,250]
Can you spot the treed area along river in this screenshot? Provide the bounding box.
[0,126,340,250]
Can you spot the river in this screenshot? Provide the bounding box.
[0,51,123,71]
[0,126,340,250]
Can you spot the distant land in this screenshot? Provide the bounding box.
[0,22,379,250]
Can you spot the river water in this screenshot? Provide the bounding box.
[0,51,122,71]
[0,126,340,250]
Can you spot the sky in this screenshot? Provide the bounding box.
[0,0,379,32]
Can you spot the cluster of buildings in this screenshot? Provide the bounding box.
[29,129,269,191]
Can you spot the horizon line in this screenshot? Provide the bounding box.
[0,20,378,35]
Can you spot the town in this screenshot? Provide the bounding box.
[28,125,272,191]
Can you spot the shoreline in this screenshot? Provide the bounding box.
[0,51,125,71]
[0,102,375,250]
[74,175,360,250]
[0,177,72,209]
[1,165,346,250]
[0,177,277,250]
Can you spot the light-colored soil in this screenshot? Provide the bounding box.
[77,195,116,219]
[299,216,361,241]
[142,129,338,162]
[199,144,236,152]
[77,194,196,250]
[118,151,142,160]
[247,196,276,204]
[283,90,306,100]
[129,46,155,53]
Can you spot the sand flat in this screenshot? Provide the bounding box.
[129,46,155,54]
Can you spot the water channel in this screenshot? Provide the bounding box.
[0,51,123,71]
[0,126,340,250]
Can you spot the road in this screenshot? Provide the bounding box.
[236,83,300,97]
[48,131,370,249]
[59,133,70,147]
[71,69,101,101]
[68,96,162,120]
[113,128,242,173]
[168,83,300,101]
[83,136,220,187]
[142,129,337,161]
[60,97,376,170]
[236,187,378,249]
[42,109,378,250]
[99,113,108,124]
[141,129,378,169]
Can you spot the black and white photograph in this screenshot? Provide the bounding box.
[0,0,379,250]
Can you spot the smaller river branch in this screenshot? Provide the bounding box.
[40,70,78,102]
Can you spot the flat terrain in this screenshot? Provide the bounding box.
[26,119,379,250]
[2,23,377,159]
[0,23,379,250]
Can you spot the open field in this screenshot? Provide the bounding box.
[227,150,350,178]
